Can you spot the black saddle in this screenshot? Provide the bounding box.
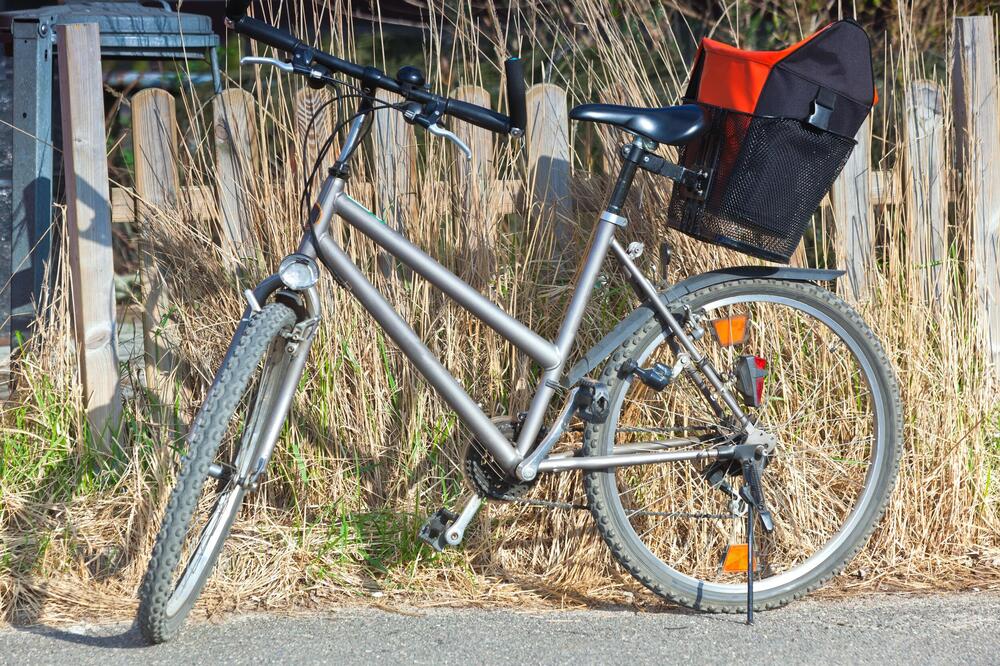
[568,103,707,146]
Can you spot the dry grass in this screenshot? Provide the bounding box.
[1,1,999,626]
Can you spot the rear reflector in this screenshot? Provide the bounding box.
[735,355,768,408]
[710,315,748,347]
[721,543,759,573]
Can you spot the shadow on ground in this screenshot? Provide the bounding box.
[11,622,145,649]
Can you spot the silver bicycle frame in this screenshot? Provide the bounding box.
[258,114,751,479]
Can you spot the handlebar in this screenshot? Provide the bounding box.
[227,9,526,138]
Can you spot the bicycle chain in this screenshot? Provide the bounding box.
[501,494,736,521]
[466,418,737,520]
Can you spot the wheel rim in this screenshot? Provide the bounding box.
[601,290,888,601]
[164,338,291,617]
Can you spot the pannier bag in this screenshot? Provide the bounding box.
[667,20,877,263]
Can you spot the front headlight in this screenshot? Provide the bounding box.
[278,253,320,290]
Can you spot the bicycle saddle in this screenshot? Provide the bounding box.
[568,103,707,145]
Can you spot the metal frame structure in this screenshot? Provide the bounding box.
[241,112,839,491]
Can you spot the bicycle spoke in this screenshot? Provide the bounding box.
[585,284,894,600]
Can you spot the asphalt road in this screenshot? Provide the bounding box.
[2,592,998,665]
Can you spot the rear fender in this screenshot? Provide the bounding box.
[565,266,844,385]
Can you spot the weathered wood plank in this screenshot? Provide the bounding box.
[132,88,182,423]
[294,86,334,191]
[870,169,900,206]
[525,83,572,251]
[112,185,215,225]
[830,117,874,302]
[181,185,216,224]
[371,91,416,233]
[451,85,496,278]
[213,88,258,267]
[953,16,1000,374]
[57,23,121,451]
[111,187,135,225]
[904,80,948,304]
[311,178,521,219]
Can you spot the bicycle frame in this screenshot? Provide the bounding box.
[247,113,767,482]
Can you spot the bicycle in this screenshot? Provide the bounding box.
[137,2,902,643]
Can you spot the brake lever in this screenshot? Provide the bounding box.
[241,56,333,91]
[240,56,295,72]
[427,123,472,160]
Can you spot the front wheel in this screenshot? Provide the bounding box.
[583,279,901,612]
[137,303,298,643]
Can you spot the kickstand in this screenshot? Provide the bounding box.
[745,485,755,626]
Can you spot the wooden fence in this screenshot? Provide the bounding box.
[47,16,1000,450]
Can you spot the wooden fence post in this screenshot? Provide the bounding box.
[57,23,121,451]
[451,84,495,278]
[830,117,875,302]
[371,92,416,234]
[213,88,258,268]
[525,83,572,253]
[294,86,335,192]
[904,80,948,304]
[953,16,1000,376]
[132,89,182,424]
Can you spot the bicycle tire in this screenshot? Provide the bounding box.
[582,279,901,612]
[137,303,297,643]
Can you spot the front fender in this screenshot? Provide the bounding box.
[565,266,844,385]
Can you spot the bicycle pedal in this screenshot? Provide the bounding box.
[621,358,674,391]
[418,508,459,552]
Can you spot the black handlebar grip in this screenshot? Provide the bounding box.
[505,57,527,135]
[225,0,252,21]
[233,16,302,53]
[445,99,511,134]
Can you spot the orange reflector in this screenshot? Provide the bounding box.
[721,544,758,573]
[710,315,749,347]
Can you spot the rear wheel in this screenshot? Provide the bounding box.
[583,279,901,612]
[137,303,297,643]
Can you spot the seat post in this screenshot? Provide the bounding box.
[606,138,648,214]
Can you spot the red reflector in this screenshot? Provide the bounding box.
[754,357,766,404]
[735,355,768,408]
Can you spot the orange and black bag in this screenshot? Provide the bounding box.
[667,20,877,262]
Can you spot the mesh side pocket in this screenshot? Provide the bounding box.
[667,105,856,263]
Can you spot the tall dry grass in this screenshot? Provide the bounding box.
[1,1,998,624]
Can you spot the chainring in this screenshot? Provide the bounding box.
[463,416,537,501]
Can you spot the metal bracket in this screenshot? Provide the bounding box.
[281,315,321,354]
[600,210,628,227]
[744,421,778,455]
[631,150,709,195]
[243,289,262,313]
